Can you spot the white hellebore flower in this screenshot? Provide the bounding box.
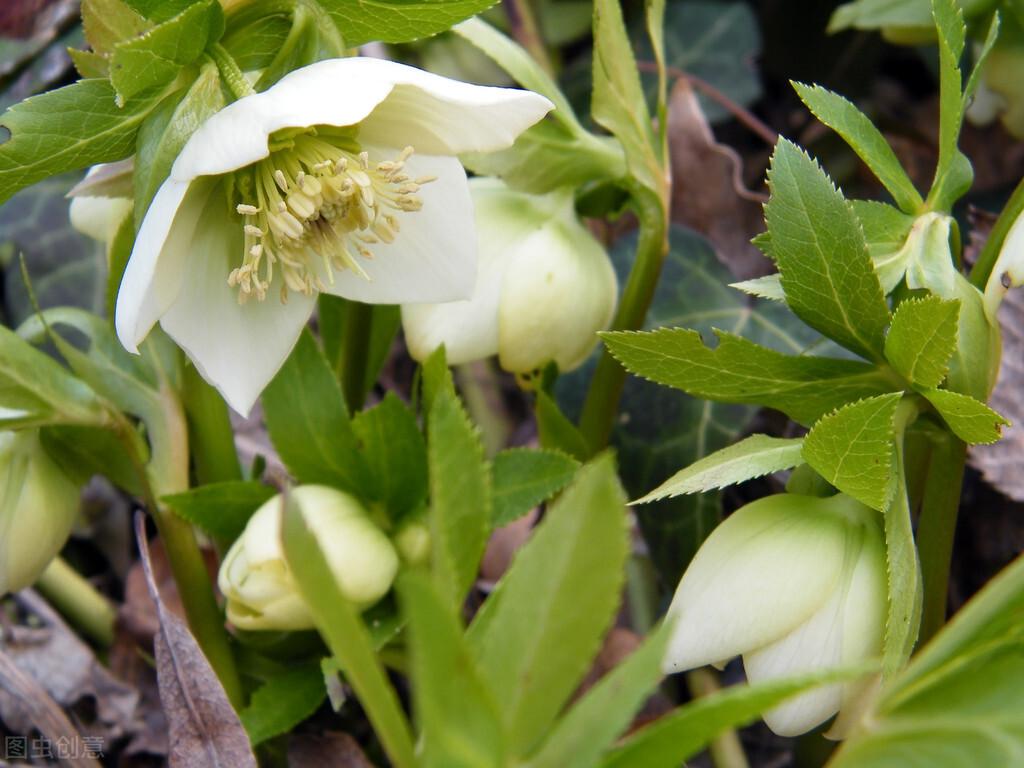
[663,492,887,738]
[0,430,81,595]
[401,178,617,374]
[218,484,399,630]
[116,58,552,414]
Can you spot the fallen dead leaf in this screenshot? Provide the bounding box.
[478,509,538,588]
[136,515,257,768]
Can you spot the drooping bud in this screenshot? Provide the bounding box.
[218,485,399,630]
[0,431,81,595]
[402,178,618,376]
[662,492,887,738]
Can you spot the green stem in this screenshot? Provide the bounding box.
[969,173,1024,289]
[503,0,555,75]
[340,300,373,411]
[915,433,967,645]
[34,557,116,648]
[209,43,256,100]
[182,365,243,484]
[579,192,669,450]
[686,668,750,768]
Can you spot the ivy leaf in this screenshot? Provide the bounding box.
[792,82,923,214]
[427,389,491,607]
[110,0,224,105]
[884,296,960,389]
[803,393,904,511]
[491,448,579,526]
[316,0,501,47]
[922,389,1010,445]
[468,454,628,757]
[0,79,165,206]
[163,481,275,546]
[765,138,890,360]
[602,327,899,426]
[635,435,804,503]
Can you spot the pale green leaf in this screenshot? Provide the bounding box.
[468,454,628,757]
[803,393,904,510]
[240,664,326,746]
[400,573,505,768]
[853,199,916,293]
[81,0,150,58]
[884,296,960,389]
[765,138,890,360]
[636,434,804,503]
[491,448,579,526]
[124,0,200,22]
[428,389,491,607]
[317,0,500,46]
[0,79,165,206]
[110,0,223,104]
[882,441,922,678]
[535,389,591,461]
[730,274,784,301]
[922,388,1009,445]
[526,621,673,768]
[793,82,923,214]
[602,328,900,427]
[929,0,973,210]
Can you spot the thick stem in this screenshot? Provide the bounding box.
[579,194,669,450]
[182,365,243,484]
[340,300,373,412]
[209,44,257,100]
[34,558,116,648]
[686,668,750,768]
[915,434,967,645]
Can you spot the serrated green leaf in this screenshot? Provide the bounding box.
[0,79,165,206]
[428,390,490,607]
[730,274,785,301]
[637,434,804,503]
[793,82,923,214]
[882,442,922,679]
[124,0,202,22]
[353,392,428,522]
[929,0,973,210]
[526,620,673,768]
[262,330,369,495]
[163,481,274,545]
[830,551,1024,767]
[221,13,293,71]
[420,345,455,417]
[601,665,874,768]
[536,389,591,461]
[491,448,579,526]
[765,138,890,359]
[963,12,1000,105]
[885,296,960,389]
[316,0,500,46]
[282,492,416,768]
[81,0,150,58]
[803,393,904,510]
[853,199,916,293]
[110,0,223,104]
[922,388,1009,444]
[602,327,900,427]
[828,0,934,32]
[400,572,505,768]
[468,454,628,757]
[134,61,224,225]
[239,664,326,746]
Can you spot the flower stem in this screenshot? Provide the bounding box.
[686,668,750,768]
[579,192,669,450]
[503,0,554,75]
[915,432,967,645]
[182,365,243,484]
[340,300,373,411]
[34,557,116,648]
[209,43,256,100]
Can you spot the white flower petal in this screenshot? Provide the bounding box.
[356,58,553,155]
[321,152,477,304]
[115,177,218,353]
[662,495,849,673]
[158,195,315,416]
[69,194,131,245]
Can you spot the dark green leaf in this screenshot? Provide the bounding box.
[41,424,144,495]
[316,0,501,47]
[491,448,579,526]
[535,390,591,461]
[240,664,326,746]
[163,481,275,544]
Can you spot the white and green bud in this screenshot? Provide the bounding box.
[218,485,399,631]
[0,431,81,595]
[402,178,617,376]
[662,492,887,738]
[393,518,431,566]
[68,164,133,246]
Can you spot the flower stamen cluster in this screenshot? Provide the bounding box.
[229,130,435,303]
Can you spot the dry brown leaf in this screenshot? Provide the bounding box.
[970,285,1024,500]
[478,509,538,588]
[287,732,376,767]
[136,516,257,768]
[668,77,771,280]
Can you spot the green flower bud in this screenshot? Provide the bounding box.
[218,485,399,631]
[393,519,431,566]
[0,431,81,595]
[663,492,887,738]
